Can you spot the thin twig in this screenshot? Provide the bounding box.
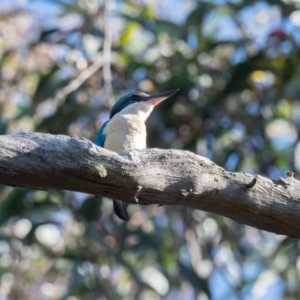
[55,57,103,104]
[103,0,114,106]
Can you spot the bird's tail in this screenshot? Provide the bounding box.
[113,199,129,221]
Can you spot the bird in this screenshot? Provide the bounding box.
[95,89,179,221]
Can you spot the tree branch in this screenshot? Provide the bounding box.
[0,133,300,237]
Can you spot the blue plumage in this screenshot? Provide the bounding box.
[94,120,108,147]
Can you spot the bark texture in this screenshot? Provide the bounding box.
[0,132,300,237]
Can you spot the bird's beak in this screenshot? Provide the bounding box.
[145,89,179,106]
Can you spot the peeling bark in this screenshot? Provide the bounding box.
[0,132,300,237]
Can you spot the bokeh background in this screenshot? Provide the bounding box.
[0,0,300,299]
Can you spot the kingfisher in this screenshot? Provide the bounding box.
[95,89,179,221]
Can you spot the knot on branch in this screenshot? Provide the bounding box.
[246,177,257,189]
[285,171,294,177]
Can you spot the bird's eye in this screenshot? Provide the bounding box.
[130,95,141,102]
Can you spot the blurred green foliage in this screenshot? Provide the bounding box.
[0,0,300,299]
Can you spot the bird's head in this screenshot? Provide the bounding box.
[110,89,179,120]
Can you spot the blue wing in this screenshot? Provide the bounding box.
[94,120,109,147]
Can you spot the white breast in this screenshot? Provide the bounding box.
[104,115,147,152]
